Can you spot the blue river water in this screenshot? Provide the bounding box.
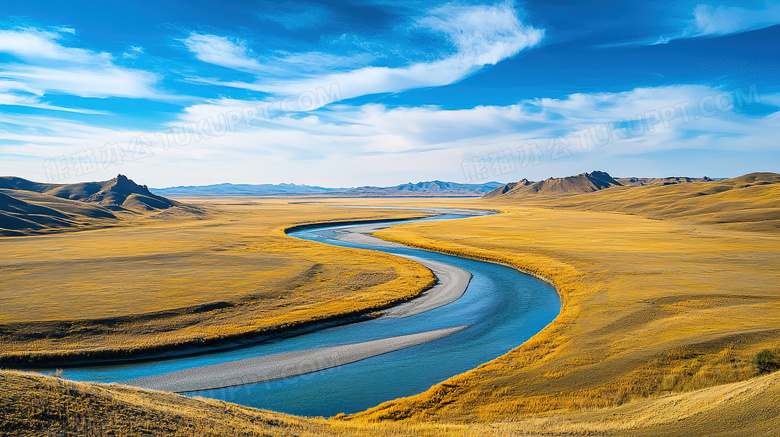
[58,212,561,417]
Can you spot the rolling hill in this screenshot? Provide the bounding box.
[0,174,178,236]
[0,174,175,211]
[2,172,779,435]
[546,172,780,232]
[485,171,621,197]
[484,171,780,231]
[486,171,719,198]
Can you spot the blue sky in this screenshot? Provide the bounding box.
[0,0,778,187]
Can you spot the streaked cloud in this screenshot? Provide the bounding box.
[266,2,543,100]
[6,84,777,186]
[0,1,776,186]
[182,2,544,104]
[0,27,101,62]
[0,27,162,105]
[123,46,144,59]
[691,2,780,36]
[653,1,780,44]
[181,33,265,72]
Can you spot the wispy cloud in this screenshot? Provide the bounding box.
[0,27,162,104]
[2,66,159,99]
[0,27,103,62]
[8,84,775,186]
[265,2,543,100]
[182,2,544,104]
[653,1,780,44]
[123,46,144,59]
[180,32,371,80]
[601,1,780,47]
[0,91,108,114]
[691,2,780,36]
[181,33,265,72]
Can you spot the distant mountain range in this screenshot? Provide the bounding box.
[485,171,713,198]
[0,174,176,236]
[341,180,505,197]
[615,176,713,187]
[152,180,504,197]
[151,183,343,197]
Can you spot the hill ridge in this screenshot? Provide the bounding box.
[486,171,720,198]
[0,174,177,236]
[485,170,622,197]
[152,180,503,197]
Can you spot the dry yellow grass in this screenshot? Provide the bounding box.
[2,175,779,436]
[0,200,435,365]
[544,172,780,233]
[331,179,780,424]
[3,367,779,436]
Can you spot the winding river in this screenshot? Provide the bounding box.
[58,210,561,417]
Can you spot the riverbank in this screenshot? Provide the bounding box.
[344,195,780,423]
[58,209,558,418]
[118,216,480,394]
[0,202,438,367]
[124,326,469,393]
[327,221,474,319]
[3,177,779,435]
[4,364,780,436]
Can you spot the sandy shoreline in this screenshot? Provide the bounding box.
[330,223,473,318]
[123,325,468,393]
[121,218,475,393]
[117,211,478,392]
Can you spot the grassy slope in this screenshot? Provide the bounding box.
[341,177,780,425]
[3,176,780,435]
[0,175,182,236]
[3,366,779,436]
[0,200,435,365]
[0,369,331,437]
[0,189,120,236]
[547,172,780,232]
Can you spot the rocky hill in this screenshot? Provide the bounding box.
[486,172,719,198]
[0,174,176,236]
[485,171,621,197]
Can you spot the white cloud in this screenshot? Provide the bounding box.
[651,1,780,44]
[7,84,776,186]
[265,2,543,100]
[180,32,371,83]
[0,27,162,102]
[0,79,42,96]
[155,84,780,184]
[692,2,780,36]
[2,66,159,99]
[183,2,543,105]
[0,80,106,113]
[0,92,107,114]
[123,46,144,59]
[181,33,265,72]
[0,28,103,62]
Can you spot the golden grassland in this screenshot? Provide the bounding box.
[0,200,435,365]
[2,174,780,435]
[542,172,780,233]
[2,366,779,436]
[331,176,780,424]
[361,205,779,421]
